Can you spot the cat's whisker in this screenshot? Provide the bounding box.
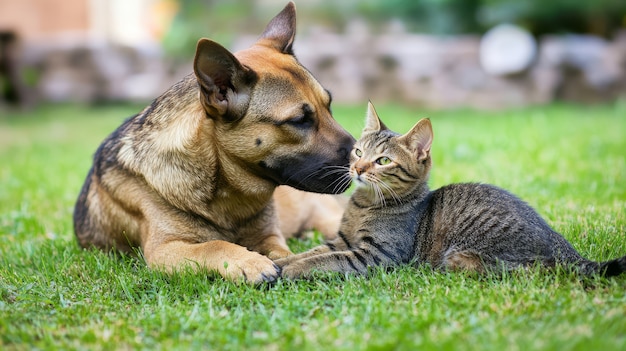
[283,164,349,190]
[370,178,387,207]
[322,169,351,178]
[314,165,350,181]
[280,167,320,186]
[318,166,351,194]
[367,175,391,207]
[378,181,403,206]
[327,174,353,194]
[286,163,347,182]
[321,165,350,171]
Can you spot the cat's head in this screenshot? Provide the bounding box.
[350,102,433,204]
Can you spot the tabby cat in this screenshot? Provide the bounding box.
[275,102,626,279]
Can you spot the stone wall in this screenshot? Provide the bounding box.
[16,39,187,104]
[284,23,626,109]
[7,24,626,109]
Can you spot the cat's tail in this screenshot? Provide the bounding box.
[579,255,626,277]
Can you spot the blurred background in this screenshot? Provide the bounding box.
[1,0,626,110]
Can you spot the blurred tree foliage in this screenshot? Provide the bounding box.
[354,0,626,36]
[162,0,259,60]
[496,0,626,36]
[163,0,626,58]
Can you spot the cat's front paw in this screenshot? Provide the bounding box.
[279,262,306,280]
[273,255,298,268]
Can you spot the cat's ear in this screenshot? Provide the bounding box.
[400,118,433,161]
[363,101,389,134]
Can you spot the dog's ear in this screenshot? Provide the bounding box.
[258,1,296,55]
[193,39,258,121]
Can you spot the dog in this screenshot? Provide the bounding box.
[73,2,355,284]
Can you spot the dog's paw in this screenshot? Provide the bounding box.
[229,252,281,285]
[266,247,292,260]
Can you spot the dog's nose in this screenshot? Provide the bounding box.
[344,134,357,148]
[338,135,356,161]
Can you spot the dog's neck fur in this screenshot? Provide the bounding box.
[118,76,276,223]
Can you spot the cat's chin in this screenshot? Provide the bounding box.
[353,180,376,195]
[353,177,380,200]
[353,178,370,189]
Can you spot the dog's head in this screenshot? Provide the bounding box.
[193,2,354,194]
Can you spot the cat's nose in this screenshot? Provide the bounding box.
[355,165,366,175]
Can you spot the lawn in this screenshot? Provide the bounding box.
[1,102,625,350]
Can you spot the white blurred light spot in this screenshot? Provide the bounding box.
[480,23,537,76]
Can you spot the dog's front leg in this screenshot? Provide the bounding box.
[143,239,281,284]
[243,233,293,260]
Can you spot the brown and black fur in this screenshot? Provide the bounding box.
[73,3,355,284]
[276,102,626,279]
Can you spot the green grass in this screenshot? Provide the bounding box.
[1,102,625,350]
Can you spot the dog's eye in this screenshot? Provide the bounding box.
[287,111,315,129]
[288,114,312,127]
[282,104,316,129]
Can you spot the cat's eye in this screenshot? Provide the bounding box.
[376,156,392,165]
[354,149,362,157]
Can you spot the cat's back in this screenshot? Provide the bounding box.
[414,182,587,269]
[429,182,544,226]
[433,182,526,209]
[414,182,572,267]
